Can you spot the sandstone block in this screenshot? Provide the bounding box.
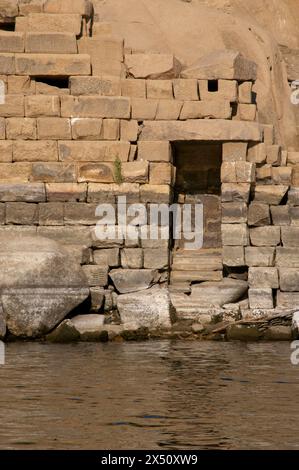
[78,36,123,62]
[0,53,15,74]
[71,118,102,140]
[87,183,139,204]
[279,268,299,292]
[131,98,158,120]
[271,205,290,226]
[82,265,108,287]
[121,79,146,98]
[37,117,71,140]
[58,141,130,162]
[222,245,245,266]
[0,183,45,202]
[181,50,257,81]
[120,120,138,142]
[0,141,13,162]
[253,185,288,205]
[64,202,98,225]
[248,202,270,226]
[288,152,299,165]
[25,32,77,54]
[221,183,250,203]
[16,53,90,76]
[0,117,4,140]
[101,119,119,140]
[276,247,299,267]
[222,142,247,162]
[38,226,92,246]
[249,288,273,309]
[272,167,292,185]
[266,145,281,166]
[138,141,172,162]
[77,162,115,183]
[288,188,299,205]
[0,94,24,117]
[250,226,281,246]
[110,268,158,293]
[31,162,77,183]
[238,103,256,121]
[70,76,121,96]
[0,163,31,182]
[35,81,69,96]
[26,13,82,35]
[236,161,255,183]
[125,53,181,79]
[38,202,64,225]
[281,226,299,247]
[150,162,175,185]
[61,96,130,119]
[122,161,149,183]
[221,223,248,246]
[156,100,183,120]
[238,82,252,104]
[121,248,143,269]
[93,248,120,268]
[248,267,279,288]
[46,182,87,202]
[245,247,275,267]
[198,79,238,102]
[6,117,36,140]
[5,202,38,225]
[0,0,18,18]
[25,95,60,117]
[289,207,299,225]
[256,165,272,183]
[277,292,299,309]
[173,79,198,100]
[140,184,172,204]
[180,100,231,120]
[13,140,58,162]
[43,0,93,16]
[146,80,173,100]
[247,143,267,164]
[143,247,169,270]
[221,202,247,223]
[0,32,24,53]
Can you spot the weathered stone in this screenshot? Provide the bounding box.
[13,140,58,162]
[101,119,119,141]
[117,286,175,329]
[198,79,238,102]
[263,124,275,145]
[288,188,299,205]
[58,141,130,162]
[248,202,270,226]
[6,202,38,225]
[180,100,231,120]
[256,165,272,183]
[245,247,275,267]
[121,79,146,98]
[221,202,247,223]
[150,162,175,185]
[43,0,93,16]
[263,326,293,341]
[143,247,169,269]
[0,162,31,183]
[272,167,292,185]
[288,152,299,165]
[191,278,248,307]
[0,94,24,117]
[16,53,90,76]
[248,288,274,309]
[0,53,15,74]
[281,227,299,247]
[156,100,183,120]
[238,81,253,104]
[253,185,288,205]
[221,183,250,202]
[0,32,24,53]
[70,76,121,96]
[221,161,254,183]
[271,205,290,225]
[63,202,98,225]
[87,183,139,204]
[0,236,89,338]
[6,117,36,140]
[82,265,108,287]
[266,145,281,166]
[277,292,299,309]
[226,324,262,341]
[221,223,249,246]
[289,207,299,225]
[25,95,60,117]
[77,162,114,183]
[110,268,158,294]
[0,183,45,202]
[71,314,105,337]
[147,80,173,99]
[276,247,299,267]
[173,79,198,100]
[46,319,80,343]
[46,183,86,202]
[38,226,92,246]
[138,141,172,162]
[238,103,256,121]
[222,245,245,267]
[0,0,18,18]
[26,13,82,35]
[125,53,181,79]
[248,267,279,288]
[0,141,13,162]
[78,36,123,72]
[30,162,77,183]
[131,98,158,120]
[35,82,68,96]
[61,96,130,119]
[250,226,280,246]
[140,184,171,204]
[89,287,105,311]
[181,50,257,80]
[25,32,77,54]
[71,118,102,140]
[122,161,149,183]
[120,120,138,142]
[37,118,71,140]
[121,248,143,269]
[140,120,262,142]
[39,202,64,226]
[247,143,267,164]
[93,248,120,268]
[279,268,299,292]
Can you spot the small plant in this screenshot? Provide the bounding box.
[113,156,123,184]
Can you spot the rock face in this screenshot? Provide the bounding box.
[117,286,176,330]
[0,236,89,338]
[190,279,248,307]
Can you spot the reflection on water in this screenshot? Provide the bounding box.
[0,341,298,450]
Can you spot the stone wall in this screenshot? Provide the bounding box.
[0,0,299,326]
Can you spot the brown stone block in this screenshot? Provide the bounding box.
[0,141,13,162]
[0,32,24,53]
[0,95,24,117]
[6,117,37,140]
[61,95,130,119]
[46,182,87,202]
[25,95,60,117]
[71,118,102,140]
[5,202,38,225]
[0,162,31,182]
[13,140,58,162]
[39,202,64,225]
[30,162,77,183]
[25,32,77,54]
[37,117,71,140]
[0,183,46,202]
[58,141,130,162]
[16,53,90,76]
[77,162,115,183]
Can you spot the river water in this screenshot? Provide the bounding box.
[0,340,298,450]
